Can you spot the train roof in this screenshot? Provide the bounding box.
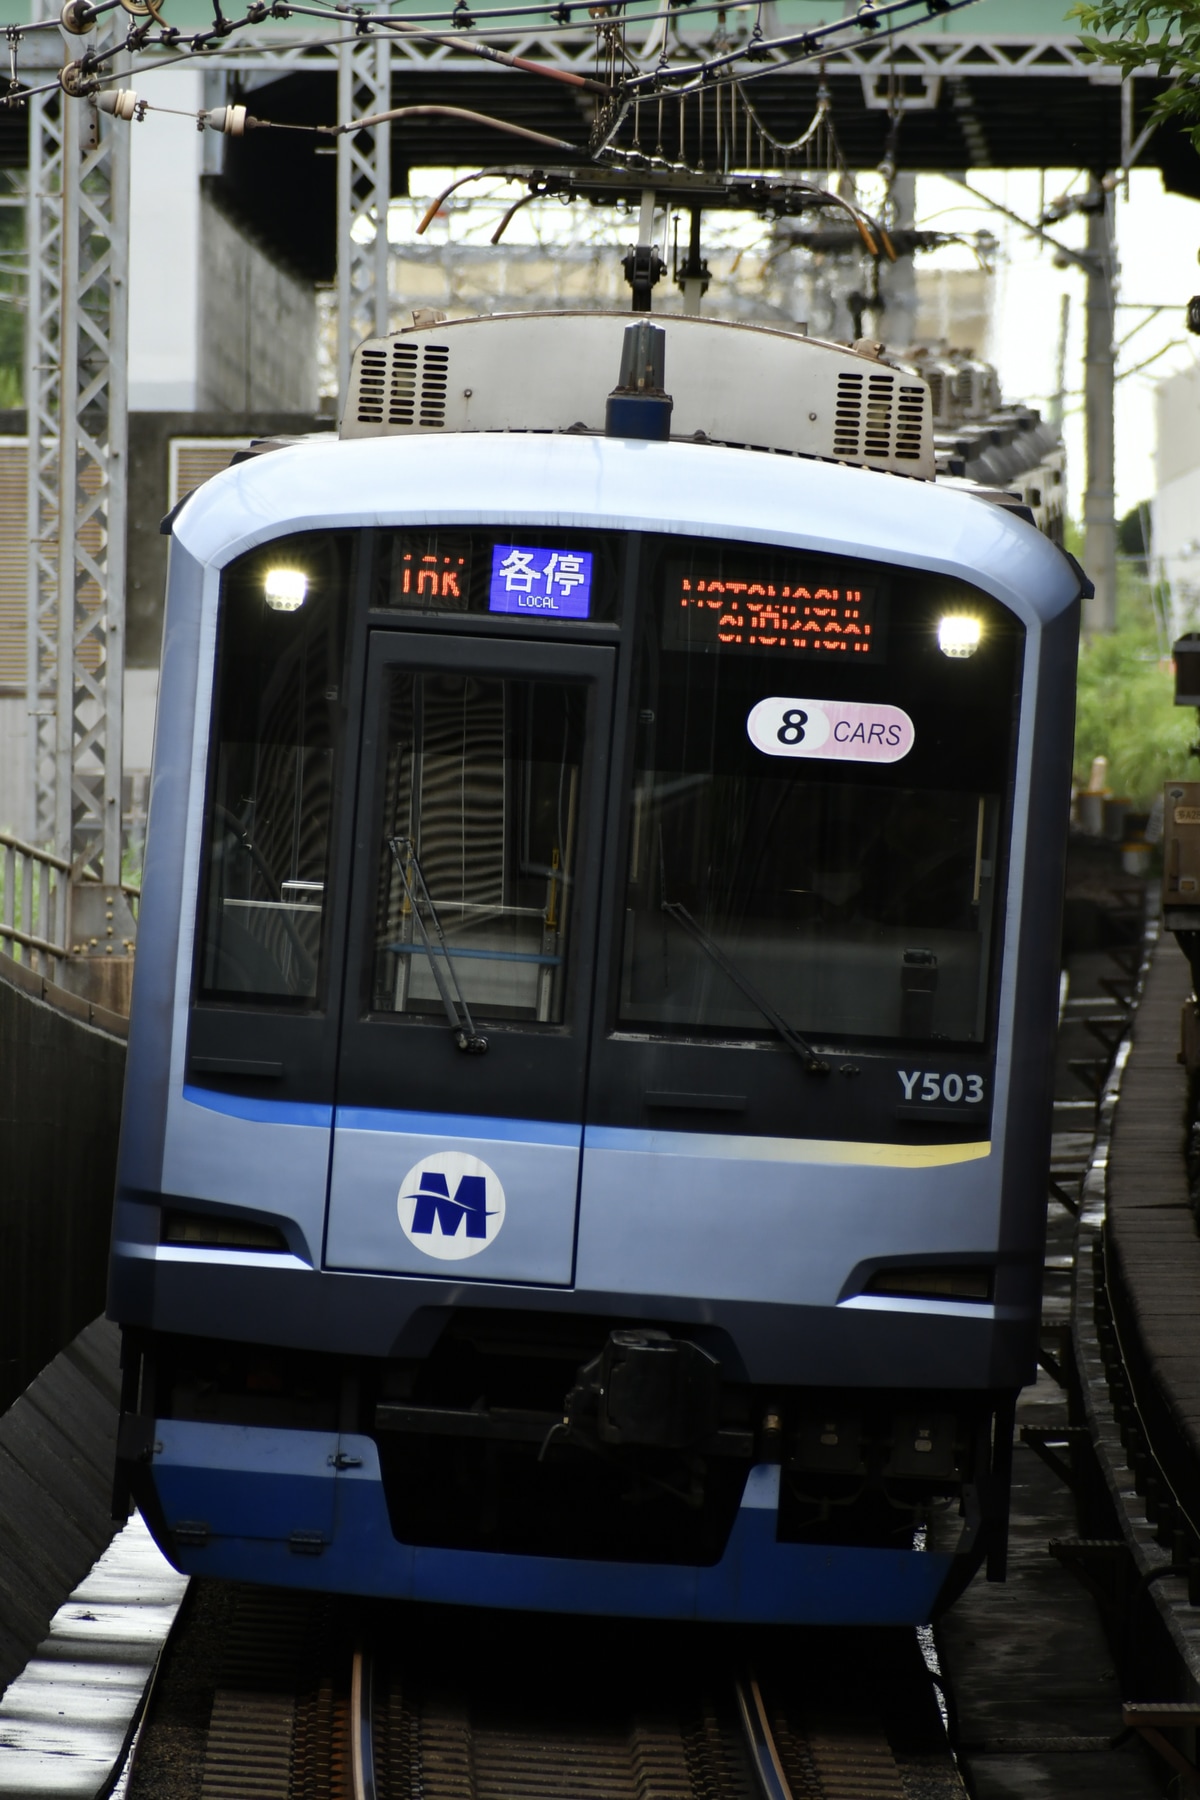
[170,428,1081,630]
[340,311,936,482]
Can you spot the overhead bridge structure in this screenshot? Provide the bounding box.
[0,0,1192,917]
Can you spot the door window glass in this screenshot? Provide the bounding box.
[196,532,351,1006]
[371,671,585,1024]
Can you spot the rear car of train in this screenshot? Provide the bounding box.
[109,368,1080,1623]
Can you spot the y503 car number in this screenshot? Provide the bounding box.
[898,1070,985,1106]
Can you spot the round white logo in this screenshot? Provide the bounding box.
[397,1151,506,1261]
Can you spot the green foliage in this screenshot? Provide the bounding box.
[0,205,22,409]
[0,855,58,958]
[1074,557,1195,805]
[1072,3,1200,145]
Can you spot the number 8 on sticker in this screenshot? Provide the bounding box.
[747,697,914,765]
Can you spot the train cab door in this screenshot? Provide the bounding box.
[324,631,615,1285]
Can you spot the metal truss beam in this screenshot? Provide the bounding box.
[25,34,130,890]
[142,30,1104,81]
[17,14,1127,855]
[24,84,63,848]
[56,74,130,886]
[337,31,392,397]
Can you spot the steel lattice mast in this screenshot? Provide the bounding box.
[56,67,130,888]
[17,12,1125,934]
[24,23,130,903]
[24,79,64,852]
[337,31,392,400]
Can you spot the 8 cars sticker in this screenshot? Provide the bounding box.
[746,697,915,765]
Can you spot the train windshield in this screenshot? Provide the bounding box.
[618,538,1022,1049]
[196,533,351,1007]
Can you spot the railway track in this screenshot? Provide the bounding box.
[113,854,1157,1800]
[124,1584,966,1800]
[23,857,1147,1800]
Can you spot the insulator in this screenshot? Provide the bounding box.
[60,0,95,34]
[96,89,138,121]
[59,62,91,97]
[204,105,248,137]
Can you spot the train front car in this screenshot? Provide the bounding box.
[110,313,1081,1624]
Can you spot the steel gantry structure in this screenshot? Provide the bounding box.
[23,12,129,954]
[245,17,1164,638]
[21,9,1185,900]
[337,32,392,402]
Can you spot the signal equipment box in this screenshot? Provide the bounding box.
[1164,781,1200,922]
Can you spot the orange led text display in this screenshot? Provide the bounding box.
[670,578,878,656]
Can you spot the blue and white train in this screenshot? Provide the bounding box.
[109,305,1081,1624]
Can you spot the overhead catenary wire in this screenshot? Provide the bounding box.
[334,6,614,92]
[96,79,899,260]
[290,0,787,32]
[416,167,500,233]
[47,14,615,95]
[15,0,973,267]
[731,80,830,157]
[619,0,984,93]
[0,0,866,68]
[125,89,582,149]
[334,100,580,148]
[489,184,539,240]
[2,0,985,124]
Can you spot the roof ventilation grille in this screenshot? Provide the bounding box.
[895,385,926,461]
[833,372,864,459]
[356,348,387,425]
[389,343,419,426]
[864,374,895,461]
[419,345,450,427]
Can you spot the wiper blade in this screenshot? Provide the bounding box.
[661,900,830,1075]
[388,837,488,1055]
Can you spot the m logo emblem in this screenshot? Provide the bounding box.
[397,1152,506,1261]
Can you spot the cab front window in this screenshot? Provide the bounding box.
[618,538,1021,1049]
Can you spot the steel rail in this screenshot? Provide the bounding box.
[351,1646,378,1800]
[734,1671,793,1800]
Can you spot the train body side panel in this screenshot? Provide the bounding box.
[148,1427,954,1625]
[324,1107,581,1285]
[576,1127,994,1304]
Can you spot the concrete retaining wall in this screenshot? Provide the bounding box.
[0,952,126,1415]
[0,1316,123,1695]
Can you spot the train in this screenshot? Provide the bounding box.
[109,302,1082,1625]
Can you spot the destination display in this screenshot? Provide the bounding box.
[394,543,472,604]
[378,531,610,619]
[662,568,883,659]
[382,533,475,611]
[489,545,594,619]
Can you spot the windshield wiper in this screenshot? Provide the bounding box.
[661,899,830,1076]
[387,838,488,1055]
